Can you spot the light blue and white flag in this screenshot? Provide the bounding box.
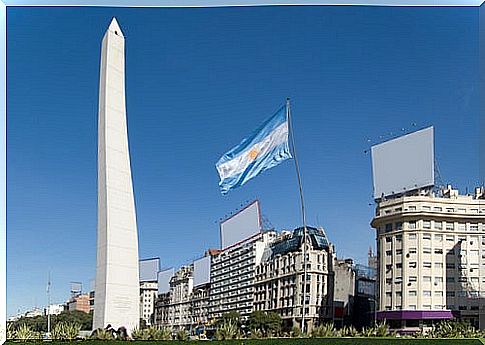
[216,104,292,194]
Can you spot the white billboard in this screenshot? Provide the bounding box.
[193,256,211,287]
[220,200,261,249]
[157,268,174,294]
[139,258,161,282]
[371,126,434,199]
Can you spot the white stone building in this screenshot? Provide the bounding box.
[140,281,158,326]
[254,227,334,331]
[372,185,485,329]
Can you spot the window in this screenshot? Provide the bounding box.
[408,221,416,230]
[423,262,432,268]
[435,277,443,283]
[409,305,416,310]
[409,248,417,254]
[423,221,431,229]
[423,276,432,282]
[408,233,417,240]
[458,223,466,231]
[396,222,403,230]
[470,224,479,232]
[423,291,432,297]
[396,235,402,242]
[423,247,432,254]
[423,305,432,310]
[396,249,403,255]
[385,223,393,232]
[446,208,454,213]
[435,234,443,241]
[433,207,442,212]
[409,206,417,211]
[435,221,443,230]
[446,222,454,230]
[386,237,392,243]
[386,250,392,256]
[435,262,443,269]
[409,262,417,268]
[409,290,417,296]
[446,235,454,241]
[423,233,432,240]
[409,276,417,282]
[434,249,443,254]
[423,206,431,211]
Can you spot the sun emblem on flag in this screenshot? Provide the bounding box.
[248,148,259,161]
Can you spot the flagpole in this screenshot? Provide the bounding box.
[286,98,308,333]
[47,271,51,338]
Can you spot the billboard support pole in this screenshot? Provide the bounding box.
[287,98,309,333]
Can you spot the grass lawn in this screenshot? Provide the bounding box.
[6,339,484,345]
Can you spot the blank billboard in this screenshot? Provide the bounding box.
[193,256,211,287]
[371,127,434,199]
[157,268,174,294]
[220,200,261,249]
[139,258,160,282]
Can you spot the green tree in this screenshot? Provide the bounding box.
[248,311,282,337]
[220,311,241,326]
[248,310,267,332]
[265,312,282,336]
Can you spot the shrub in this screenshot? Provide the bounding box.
[215,320,238,340]
[250,328,263,339]
[131,327,151,340]
[176,329,187,341]
[338,325,359,337]
[15,324,38,341]
[91,328,115,340]
[374,321,390,337]
[311,323,336,337]
[153,326,172,340]
[290,325,302,338]
[6,323,16,340]
[428,320,481,338]
[360,326,375,337]
[51,321,81,340]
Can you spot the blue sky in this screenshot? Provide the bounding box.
[7,6,480,316]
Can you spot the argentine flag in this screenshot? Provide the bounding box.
[216,104,292,194]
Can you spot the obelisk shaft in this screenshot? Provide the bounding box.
[94,18,140,332]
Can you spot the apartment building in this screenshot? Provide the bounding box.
[372,185,485,329]
[140,281,158,325]
[253,227,334,331]
[209,231,277,320]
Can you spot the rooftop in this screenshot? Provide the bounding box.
[269,226,330,258]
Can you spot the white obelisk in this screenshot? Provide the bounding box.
[94,18,140,332]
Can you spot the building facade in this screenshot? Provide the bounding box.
[254,227,334,331]
[67,294,91,314]
[190,283,210,329]
[372,185,485,329]
[140,281,158,326]
[209,231,277,321]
